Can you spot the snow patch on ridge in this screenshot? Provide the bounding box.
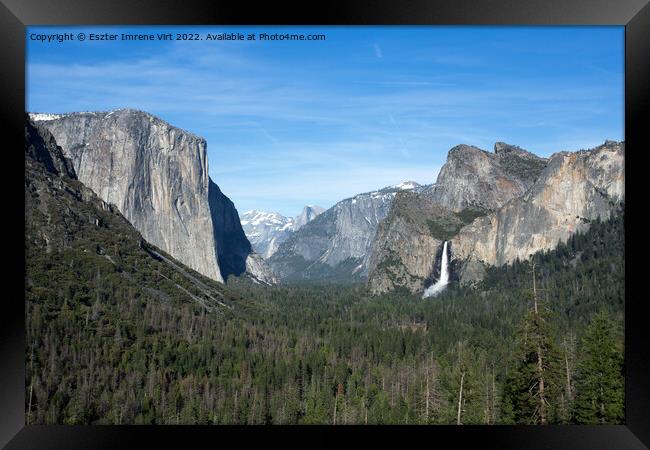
[392,181,420,190]
[29,113,65,121]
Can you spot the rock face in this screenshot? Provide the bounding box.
[368,140,624,294]
[25,118,238,316]
[25,118,76,179]
[430,143,547,212]
[452,141,625,282]
[240,205,324,259]
[368,143,547,295]
[25,117,124,254]
[208,179,253,280]
[268,183,420,282]
[30,109,274,284]
[31,109,223,282]
[245,253,278,285]
[294,205,326,230]
[367,191,465,295]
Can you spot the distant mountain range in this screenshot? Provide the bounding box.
[267,181,423,283]
[29,109,624,296]
[240,205,325,259]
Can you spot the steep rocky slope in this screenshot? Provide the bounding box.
[452,141,624,282]
[367,191,465,294]
[430,143,547,212]
[368,140,623,295]
[294,205,326,229]
[25,119,76,178]
[25,118,240,313]
[268,183,420,282]
[30,109,273,284]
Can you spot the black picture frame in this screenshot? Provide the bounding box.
[1,0,648,448]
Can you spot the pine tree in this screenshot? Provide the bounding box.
[444,341,483,425]
[557,331,577,423]
[502,265,563,424]
[573,311,624,424]
[502,310,563,424]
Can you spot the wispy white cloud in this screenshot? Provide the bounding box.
[373,43,383,59]
[27,27,623,215]
[218,164,440,216]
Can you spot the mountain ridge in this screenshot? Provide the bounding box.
[451,139,624,283]
[368,139,624,295]
[429,142,548,212]
[267,181,421,282]
[30,108,274,284]
[25,117,241,312]
[30,108,623,293]
[240,205,325,259]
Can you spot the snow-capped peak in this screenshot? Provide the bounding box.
[391,181,421,190]
[29,113,65,121]
[240,205,324,259]
[240,210,289,227]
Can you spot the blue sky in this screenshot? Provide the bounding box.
[27,26,623,217]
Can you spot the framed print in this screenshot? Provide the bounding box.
[1,0,648,448]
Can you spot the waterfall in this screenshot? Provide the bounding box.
[422,241,450,298]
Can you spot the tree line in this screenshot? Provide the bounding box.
[25,211,624,424]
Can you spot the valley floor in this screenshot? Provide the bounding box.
[25,214,624,425]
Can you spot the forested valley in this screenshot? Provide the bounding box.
[25,202,624,425]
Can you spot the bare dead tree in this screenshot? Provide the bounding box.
[457,371,465,425]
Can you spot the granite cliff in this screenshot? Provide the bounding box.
[430,143,547,212]
[30,109,273,284]
[268,183,420,282]
[368,141,623,295]
[208,179,276,283]
[367,191,465,294]
[25,118,239,317]
[451,140,624,282]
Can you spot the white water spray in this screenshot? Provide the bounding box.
[422,241,450,298]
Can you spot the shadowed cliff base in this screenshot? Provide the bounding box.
[208,178,251,280]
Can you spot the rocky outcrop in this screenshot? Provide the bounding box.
[206,180,275,283]
[269,183,420,282]
[25,118,239,316]
[31,109,224,282]
[368,142,547,295]
[245,253,278,285]
[452,141,624,281]
[25,117,76,179]
[430,143,547,212]
[31,109,275,284]
[207,179,251,280]
[368,140,623,294]
[493,142,549,190]
[294,205,325,230]
[367,191,464,295]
